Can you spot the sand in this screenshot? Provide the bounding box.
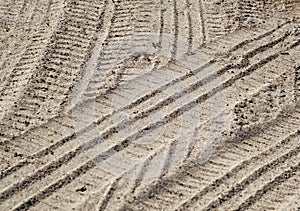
[0,0,299,210]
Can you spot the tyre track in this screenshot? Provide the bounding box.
[155,0,179,61]
[0,1,299,210]
[185,0,193,53]
[0,28,298,210]
[0,22,293,182]
[0,0,155,180]
[114,49,299,209]
[181,0,202,49]
[175,0,196,56]
[247,168,300,210]
[0,0,106,140]
[124,106,300,210]
[156,0,165,53]
[201,0,241,41]
[201,134,300,211]
[237,0,264,21]
[265,0,299,11]
[0,0,65,119]
[1,16,284,146]
[197,0,206,43]
[236,165,300,211]
[0,0,67,170]
[0,0,157,172]
[171,0,179,59]
[202,0,226,39]
[129,139,180,195]
[0,0,26,42]
[82,0,156,100]
[95,144,170,211]
[0,0,44,82]
[204,20,290,56]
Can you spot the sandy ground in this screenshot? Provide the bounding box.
[0,0,299,210]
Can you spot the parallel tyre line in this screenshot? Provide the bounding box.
[201,134,300,210]
[126,109,300,210]
[119,71,300,209]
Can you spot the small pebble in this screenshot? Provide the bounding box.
[277,92,286,97]
[247,17,258,23]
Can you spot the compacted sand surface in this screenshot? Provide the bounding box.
[0,0,299,210]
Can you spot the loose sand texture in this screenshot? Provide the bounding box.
[0,0,300,210]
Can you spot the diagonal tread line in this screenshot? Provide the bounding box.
[198,0,206,43]
[228,21,290,53]
[0,160,29,180]
[125,108,300,209]
[97,178,121,211]
[12,159,97,211]
[176,127,300,210]
[203,144,300,210]
[234,163,300,210]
